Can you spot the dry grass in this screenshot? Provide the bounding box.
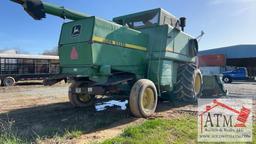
[0,118,24,144]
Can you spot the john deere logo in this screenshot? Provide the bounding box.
[70,47,78,60]
[72,25,81,36]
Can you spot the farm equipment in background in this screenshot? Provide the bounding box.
[201,75,228,98]
[11,0,227,118]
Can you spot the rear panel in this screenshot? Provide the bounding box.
[58,17,95,75]
[59,43,94,75]
[59,43,92,66]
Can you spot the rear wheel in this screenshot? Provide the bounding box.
[68,82,95,107]
[3,77,16,86]
[174,63,203,103]
[129,79,158,118]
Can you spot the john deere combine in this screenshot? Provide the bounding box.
[11,0,219,118]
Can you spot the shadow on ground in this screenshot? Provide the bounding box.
[0,99,188,142]
[16,81,43,86]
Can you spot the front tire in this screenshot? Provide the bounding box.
[174,63,203,103]
[129,79,158,118]
[68,82,95,107]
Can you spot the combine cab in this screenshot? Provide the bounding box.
[11,0,226,118]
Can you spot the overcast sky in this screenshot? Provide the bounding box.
[0,0,255,54]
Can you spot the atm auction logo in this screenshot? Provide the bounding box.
[198,98,253,142]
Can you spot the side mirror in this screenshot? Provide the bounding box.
[179,17,186,31]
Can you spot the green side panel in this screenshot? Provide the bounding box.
[160,61,176,86]
[148,60,178,90]
[139,25,168,52]
[93,18,148,50]
[147,60,161,84]
[91,43,146,75]
[91,43,145,66]
[92,18,148,76]
[166,25,191,56]
[139,25,169,86]
[139,25,195,90]
[59,17,94,45]
[139,25,195,62]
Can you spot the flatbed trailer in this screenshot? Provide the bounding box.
[0,53,60,86]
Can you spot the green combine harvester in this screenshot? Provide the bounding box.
[11,0,226,118]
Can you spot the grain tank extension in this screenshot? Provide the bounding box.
[11,0,225,118]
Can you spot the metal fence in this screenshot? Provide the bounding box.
[0,58,59,76]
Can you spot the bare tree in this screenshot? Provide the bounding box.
[0,48,28,54]
[42,46,58,56]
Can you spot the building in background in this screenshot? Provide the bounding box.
[198,54,226,75]
[198,45,256,78]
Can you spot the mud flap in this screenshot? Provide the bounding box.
[201,75,228,98]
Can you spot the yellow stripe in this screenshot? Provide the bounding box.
[125,43,147,51]
[92,36,147,51]
[92,36,105,43]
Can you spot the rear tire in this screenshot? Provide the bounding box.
[68,82,95,107]
[3,77,16,86]
[129,79,158,118]
[174,63,203,103]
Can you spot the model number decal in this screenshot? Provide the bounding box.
[92,36,147,51]
[98,38,125,47]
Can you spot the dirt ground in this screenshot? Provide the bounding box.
[0,81,255,143]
